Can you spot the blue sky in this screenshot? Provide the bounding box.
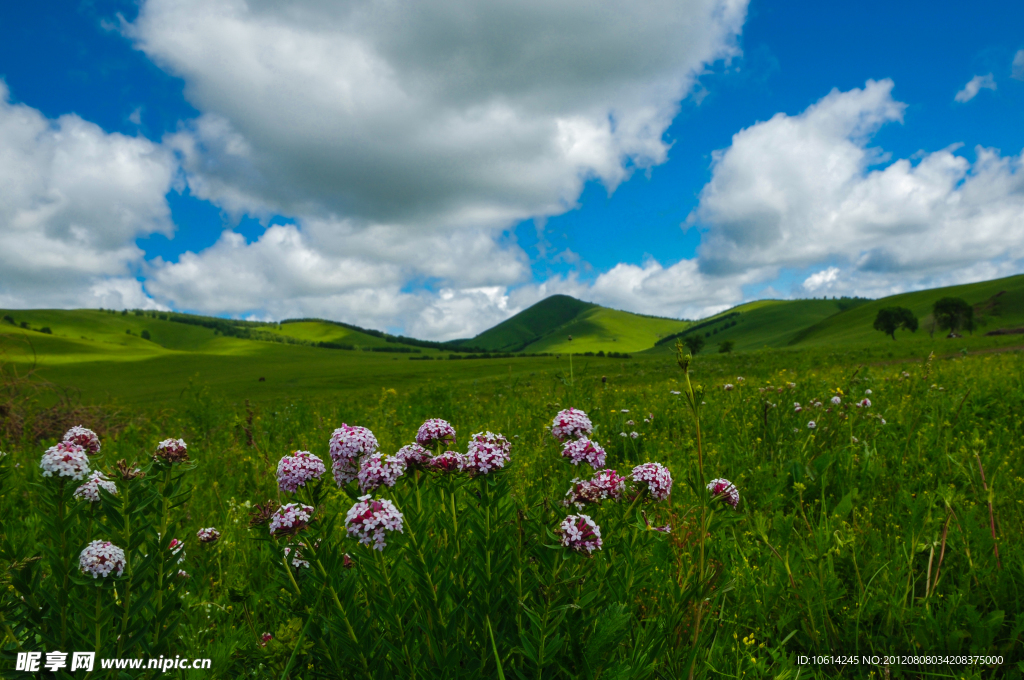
[1,0,1022,338]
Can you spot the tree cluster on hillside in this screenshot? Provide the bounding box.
[873,307,918,340]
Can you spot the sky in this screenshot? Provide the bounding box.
[0,0,1022,340]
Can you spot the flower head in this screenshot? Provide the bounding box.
[394,443,431,468]
[284,546,310,569]
[79,540,126,578]
[707,478,740,509]
[629,431,639,440]
[345,495,404,551]
[807,421,816,429]
[63,426,101,455]
[564,469,626,508]
[831,396,841,405]
[464,431,511,475]
[415,419,456,450]
[73,471,117,502]
[427,451,465,474]
[558,514,603,553]
[196,527,221,544]
[858,398,872,408]
[40,442,90,480]
[154,438,188,464]
[177,569,190,579]
[724,384,734,391]
[276,451,326,492]
[865,389,873,395]
[630,462,673,501]
[168,537,186,563]
[329,425,378,486]
[357,453,406,492]
[260,633,273,647]
[268,503,315,537]
[550,408,593,442]
[560,437,606,469]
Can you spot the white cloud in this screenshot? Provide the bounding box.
[0,82,176,309]
[1013,50,1024,81]
[802,267,839,293]
[686,78,1024,301]
[954,73,996,103]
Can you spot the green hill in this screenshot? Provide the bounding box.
[466,295,598,351]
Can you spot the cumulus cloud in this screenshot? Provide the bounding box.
[954,73,996,103]
[0,82,175,309]
[687,78,1024,300]
[1013,50,1024,81]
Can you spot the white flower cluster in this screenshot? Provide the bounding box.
[63,426,101,455]
[79,540,126,578]
[277,450,326,492]
[550,408,593,442]
[357,453,407,492]
[560,438,606,469]
[168,538,186,564]
[73,471,117,502]
[196,527,221,543]
[415,419,457,450]
[559,514,603,553]
[464,431,511,475]
[40,442,90,480]
[724,384,734,391]
[329,425,378,486]
[269,503,314,537]
[707,478,740,509]
[155,438,188,463]
[345,495,404,551]
[284,546,310,569]
[630,462,673,502]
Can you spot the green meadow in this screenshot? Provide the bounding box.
[2,276,1024,678]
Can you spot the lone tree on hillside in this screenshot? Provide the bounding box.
[932,297,975,336]
[718,340,735,353]
[873,307,919,340]
[682,334,705,355]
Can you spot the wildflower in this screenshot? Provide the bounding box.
[788,382,796,388]
[626,419,635,426]
[619,432,627,437]
[558,514,603,553]
[248,501,276,527]
[807,421,816,429]
[284,546,310,569]
[550,408,593,442]
[464,431,511,475]
[345,495,404,551]
[168,538,186,564]
[260,633,272,647]
[357,453,406,492]
[79,540,126,578]
[564,469,626,508]
[40,442,90,480]
[831,396,841,405]
[394,443,431,468]
[621,409,629,413]
[177,569,190,579]
[737,376,745,383]
[196,527,221,544]
[277,451,326,492]
[268,503,314,537]
[561,438,606,469]
[154,438,188,464]
[115,459,145,480]
[63,426,101,455]
[851,436,859,444]
[73,471,117,502]
[329,425,378,486]
[880,418,886,425]
[630,431,639,439]
[670,390,680,395]
[428,451,466,473]
[794,403,802,413]
[724,384,734,391]
[707,478,740,509]
[858,398,872,408]
[865,389,873,395]
[630,462,673,501]
[415,419,457,449]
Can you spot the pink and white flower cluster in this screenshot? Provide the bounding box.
[630,462,673,501]
[284,546,310,569]
[357,453,407,492]
[329,425,378,486]
[559,514,603,553]
[63,426,101,455]
[428,451,465,473]
[345,495,404,551]
[277,451,326,492]
[155,438,188,463]
[269,503,314,537]
[40,442,90,480]
[394,443,431,467]
[73,471,117,502]
[564,469,626,508]
[415,419,456,450]
[464,431,511,475]
[79,540,126,578]
[550,408,593,442]
[560,438,606,469]
[707,478,740,509]
[196,527,221,543]
[168,538,186,563]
